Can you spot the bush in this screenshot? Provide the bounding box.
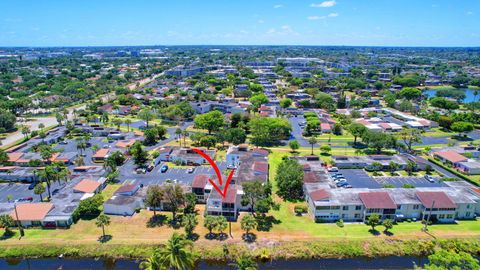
[294,205,307,215]
[336,219,344,228]
[72,194,104,221]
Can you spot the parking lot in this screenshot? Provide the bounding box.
[334,169,448,189]
[375,176,447,188]
[337,169,382,188]
[0,181,66,203]
[119,161,227,186]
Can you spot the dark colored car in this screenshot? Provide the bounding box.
[160,165,168,173]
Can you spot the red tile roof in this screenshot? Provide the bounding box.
[359,192,396,209]
[11,203,53,221]
[320,123,331,130]
[222,187,237,204]
[115,184,138,194]
[74,179,101,193]
[433,151,468,164]
[252,148,269,156]
[303,172,320,183]
[93,148,109,158]
[7,152,23,162]
[416,191,456,209]
[253,162,268,174]
[192,174,209,189]
[309,189,330,201]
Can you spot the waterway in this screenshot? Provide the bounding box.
[0,256,429,270]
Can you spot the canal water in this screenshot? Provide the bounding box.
[0,256,427,270]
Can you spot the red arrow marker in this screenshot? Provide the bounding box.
[192,148,235,199]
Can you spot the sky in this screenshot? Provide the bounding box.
[1,0,479,47]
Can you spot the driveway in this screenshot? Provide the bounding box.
[375,176,447,188]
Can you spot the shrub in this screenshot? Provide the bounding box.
[336,219,344,228]
[294,205,307,215]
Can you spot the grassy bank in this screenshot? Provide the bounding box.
[0,238,479,260]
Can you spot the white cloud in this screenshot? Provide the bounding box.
[466,11,474,15]
[258,19,265,24]
[311,1,336,8]
[307,13,338,20]
[274,4,284,8]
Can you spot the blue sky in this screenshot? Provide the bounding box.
[1,0,479,47]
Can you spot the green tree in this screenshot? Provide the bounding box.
[424,249,479,270]
[451,121,474,136]
[240,214,257,240]
[216,216,228,237]
[112,118,123,130]
[308,136,317,155]
[348,123,367,145]
[96,214,111,239]
[280,98,292,109]
[249,93,269,111]
[332,123,343,135]
[139,251,162,270]
[184,193,197,214]
[399,128,422,153]
[382,219,394,233]
[129,141,148,167]
[156,233,195,270]
[0,148,8,165]
[320,145,331,155]
[124,118,132,132]
[182,213,198,239]
[366,214,380,231]
[241,181,275,216]
[145,185,164,217]
[289,140,300,153]
[138,108,155,128]
[275,159,304,201]
[204,215,218,237]
[0,214,15,236]
[223,128,247,146]
[249,117,291,146]
[33,183,46,201]
[361,131,397,154]
[199,135,217,149]
[161,183,185,223]
[398,87,422,100]
[194,110,225,134]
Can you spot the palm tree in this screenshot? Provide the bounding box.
[182,214,198,239]
[156,233,195,270]
[182,130,189,147]
[175,128,183,147]
[125,118,132,132]
[240,214,257,240]
[96,214,111,239]
[34,183,46,201]
[139,251,162,270]
[230,255,258,270]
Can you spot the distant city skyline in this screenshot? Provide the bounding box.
[1,0,479,47]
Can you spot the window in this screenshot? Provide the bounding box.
[467,204,471,209]
[331,206,340,210]
[354,213,361,219]
[343,206,349,211]
[446,214,453,219]
[355,205,362,210]
[466,212,471,217]
[397,205,401,210]
[413,205,420,210]
[438,214,445,219]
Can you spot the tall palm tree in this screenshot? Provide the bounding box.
[157,233,195,270]
[308,136,317,155]
[95,214,111,239]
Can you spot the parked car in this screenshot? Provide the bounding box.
[28,182,36,190]
[59,141,68,145]
[161,165,169,173]
[15,197,33,203]
[52,189,60,196]
[147,164,154,172]
[227,164,237,169]
[425,175,435,183]
[328,167,339,172]
[136,168,146,174]
[187,167,195,174]
[336,181,349,187]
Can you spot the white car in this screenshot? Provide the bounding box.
[425,175,435,183]
[328,167,339,172]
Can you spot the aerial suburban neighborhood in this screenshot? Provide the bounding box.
[0,1,480,269]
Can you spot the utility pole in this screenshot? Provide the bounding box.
[423,200,435,232]
[13,203,25,237]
